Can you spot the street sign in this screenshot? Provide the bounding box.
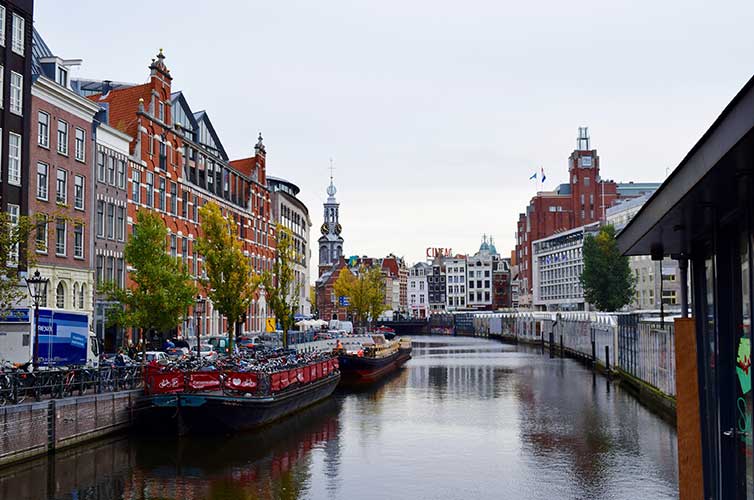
[265,318,277,332]
[338,296,350,307]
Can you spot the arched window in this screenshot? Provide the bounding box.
[320,246,329,264]
[73,283,79,308]
[56,282,66,309]
[79,284,86,309]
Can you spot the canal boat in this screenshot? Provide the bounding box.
[337,334,412,387]
[140,356,340,434]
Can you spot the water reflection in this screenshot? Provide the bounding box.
[0,336,678,500]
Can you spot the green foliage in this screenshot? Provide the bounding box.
[102,210,196,341]
[261,224,299,348]
[0,211,39,317]
[333,264,386,327]
[196,202,258,351]
[580,225,636,311]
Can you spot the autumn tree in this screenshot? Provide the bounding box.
[261,224,299,349]
[365,266,387,325]
[0,211,40,317]
[580,224,636,311]
[102,210,196,356]
[196,202,258,353]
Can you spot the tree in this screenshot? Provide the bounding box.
[309,285,317,318]
[196,202,258,353]
[365,266,387,325]
[333,265,386,328]
[0,211,38,317]
[102,210,196,354]
[262,224,299,349]
[580,224,635,311]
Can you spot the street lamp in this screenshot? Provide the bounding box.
[195,295,206,359]
[26,270,50,369]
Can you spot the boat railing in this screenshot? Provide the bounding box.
[143,358,340,397]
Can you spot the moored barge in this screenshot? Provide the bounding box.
[140,356,340,434]
[337,335,411,387]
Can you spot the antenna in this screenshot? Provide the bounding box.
[329,158,335,183]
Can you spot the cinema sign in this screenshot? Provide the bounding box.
[426,248,452,258]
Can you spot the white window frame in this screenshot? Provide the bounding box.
[7,132,21,186]
[0,66,4,109]
[74,128,85,162]
[9,71,22,116]
[74,175,85,210]
[73,223,84,259]
[7,204,19,265]
[57,120,68,155]
[11,13,23,55]
[55,219,66,256]
[38,111,49,147]
[0,7,6,47]
[36,216,48,254]
[56,169,67,204]
[36,162,48,200]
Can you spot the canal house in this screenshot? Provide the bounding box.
[617,74,754,500]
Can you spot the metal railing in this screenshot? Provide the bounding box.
[0,366,143,406]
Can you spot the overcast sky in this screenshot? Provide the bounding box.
[36,0,754,268]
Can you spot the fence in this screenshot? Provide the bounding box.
[458,310,677,400]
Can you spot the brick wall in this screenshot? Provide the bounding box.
[0,390,139,467]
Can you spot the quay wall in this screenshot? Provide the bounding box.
[430,311,677,421]
[0,390,141,468]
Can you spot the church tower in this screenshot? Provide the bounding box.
[318,174,344,276]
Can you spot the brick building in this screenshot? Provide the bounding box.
[28,33,99,318]
[514,128,659,307]
[492,257,511,309]
[83,50,275,339]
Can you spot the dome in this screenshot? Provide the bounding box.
[479,242,490,252]
[489,243,498,255]
[327,181,337,197]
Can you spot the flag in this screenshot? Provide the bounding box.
[541,167,546,183]
[529,172,537,180]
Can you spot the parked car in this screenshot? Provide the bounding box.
[237,335,261,350]
[138,351,169,364]
[165,347,189,361]
[191,344,218,361]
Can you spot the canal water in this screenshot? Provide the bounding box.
[0,336,678,500]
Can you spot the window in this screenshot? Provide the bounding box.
[74,175,84,210]
[77,284,85,309]
[106,257,114,283]
[116,258,124,288]
[55,219,66,256]
[158,177,166,210]
[7,72,20,116]
[0,7,5,46]
[74,128,85,161]
[36,215,48,253]
[56,169,67,204]
[117,206,125,241]
[181,190,188,218]
[192,196,198,222]
[107,203,115,239]
[170,234,177,257]
[107,156,115,185]
[97,151,105,182]
[56,66,68,88]
[74,223,84,259]
[36,163,48,200]
[96,255,103,284]
[55,282,65,309]
[181,237,188,264]
[38,112,49,147]
[11,13,24,55]
[7,133,20,185]
[7,204,19,264]
[584,176,590,187]
[132,171,141,203]
[117,159,126,189]
[96,200,104,237]
[170,182,177,214]
[145,172,154,207]
[57,120,68,155]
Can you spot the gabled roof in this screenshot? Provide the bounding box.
[87,83,152,138]
[229,157,256,178]
[170,91,199,131]
[31,28,53,76]
[193,110,229,161]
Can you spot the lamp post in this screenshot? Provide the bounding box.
[195,295,206,359]
[26,271,50,369]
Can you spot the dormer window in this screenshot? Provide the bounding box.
[56,66,68,87]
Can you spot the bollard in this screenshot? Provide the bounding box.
[560,335,564,358]
[605,345,610,372]
[591,341,596,368]
[549,330,554,358]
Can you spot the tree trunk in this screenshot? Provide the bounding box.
[282,317,288,350]
[228,320,235,357]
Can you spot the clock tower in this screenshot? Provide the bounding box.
[318,175,344,276]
